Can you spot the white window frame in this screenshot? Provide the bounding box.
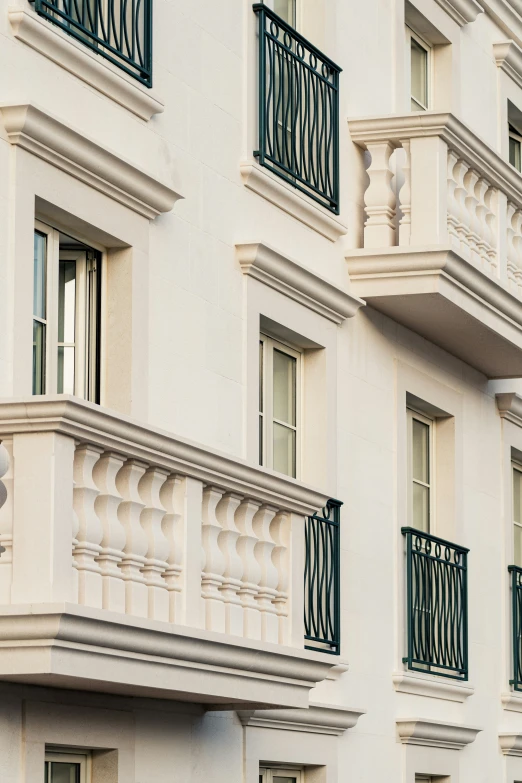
[260,766,305,783]
[407,407,435,533]
[265,0,300,27]
[45,749,91,783]
[513,461,522,567]
[259,334,302,479]
[406,26,432,112]
[34,220,101,402]
[510,123,522,173]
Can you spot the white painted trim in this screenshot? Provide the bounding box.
[502,690,522,710]
[494,40,522,91]
[239,160,348,242]
[433,0,484,25]
[0,396,330,516]
[500,733,522,755]
[237,242,364,324]
[396,718,482,750]
[392,670,475,701]
[481,1,522,52]
[7,7,164,121]
[498,393,522,424]
[0,103,181,219]
[237,702,366,735]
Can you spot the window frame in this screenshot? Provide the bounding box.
[513,460,522,567]
[510,123,522,172]
[407,407,435,533]
[260,766,305,783]
[33,219,102,403]
[406,26,432,112]
[45,749,91,783]
[259,333,302,479]
[268,0,299,27]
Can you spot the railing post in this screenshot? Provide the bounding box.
[363,141,397,248]
[409,136,449,247]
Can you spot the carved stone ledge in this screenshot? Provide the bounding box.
[434,0,484,25]
[500,732,522,755]
[397,718,482,750]
[501,690,522,711]
[393,670,475,702]
[237,702,366,735]
[236,242,364,324]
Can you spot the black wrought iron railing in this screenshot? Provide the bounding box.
[253,4,341,214]
[509,565,522,690]
[402,527,469,680]
[304,499,341,655]
[32,0,152,85]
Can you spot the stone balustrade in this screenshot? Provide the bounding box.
[349,112,522,296]
[0,398,329,649]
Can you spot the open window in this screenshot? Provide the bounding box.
[407,407,434,533]
[407,26,431,111]
[45,749,90,783]
[260,767,304,783]
[509,102,522,172]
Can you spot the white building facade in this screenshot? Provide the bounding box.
[2,0,522,780]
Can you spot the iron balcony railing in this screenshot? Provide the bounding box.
[509,565,522,690]
[402,527,469,680]
[304,499,341,655]
[253,4,341,214]
[31,0,152,85]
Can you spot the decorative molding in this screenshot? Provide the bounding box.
[396,719,482,750]
[0,103,181,219]
[240,160,348,242]
[0,603,335,708]
[497,393,522,425]
[500,733,522,755]
[502,690,522,711]
[0,397,330,516]
[494,40,522,90]
[392,670,475,702]
[434,0,484,25]
[481,1,522,52]
[237,702,365,735]
[236,242,364,324]
[8,7,164,121]
[325,661,350,680]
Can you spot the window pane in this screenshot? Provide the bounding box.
[48,762,81,783]
[273,349,296,425]
[57,346,75,395]
[413,482,430,533]
[411,37,428,109]
[33,320,46,395]
[274,0,295,25]
[514,469,522,525]
[273,778,297,783]
[273,422,296,477]
[58,261,76,343]
[412,419,429,483]
[510,136,521,171]
[259,341,264,414]
[515,524,522,568]
[259,414,264,465]
[33,231,47,320]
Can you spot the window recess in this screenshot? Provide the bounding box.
[33,221,102,403]
[407,408,433,533]
[45,750,90,783]
[260,767,304,783]
[407,27,431,112]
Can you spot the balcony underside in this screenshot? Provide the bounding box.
[0,604,333,709]
[346,247,522,378]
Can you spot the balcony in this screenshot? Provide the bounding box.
[30,0,152,85]
[253,4,341,214]
[347,112,522,378]
[402,528,469,681]
[0,397,339,708]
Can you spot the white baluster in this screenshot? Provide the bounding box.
[474,179,494,270]
[463,168,481,265]
[235,499,263,640]
[507,202,518,288]
[73,444,103,607]
[453,158,470,257]
[446,150,462,252]
[0,441,13,604]
[363,141,397,248]
[139,467,169,621]
[94,452,126,613]
[253,505,279,643]
[160,474,184,624]
[398,140,411,246]
[513,210,522,291]
[116,459,148,617]
[201,486,226,632]
[271,510,291,644]
[485,187,498,271]
[216,493,243,636]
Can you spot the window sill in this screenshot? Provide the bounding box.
[393,670,475,702]
[8,6,164,121]
[501,691,522,711]
[240,160,348,243]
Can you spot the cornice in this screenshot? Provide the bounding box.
[494,40,522,90]
[348,111,522,212]
[392,670,475,702]
[481,0,522,50]
[236,242,364,324]
[0,397,329,516]
[0,103,181,219]
[8,8,163,121]
[434,0,484,26]
[239,160,348,242]
[497,392,522,425]
[500,733,522,755]
[396,718,482,750]
[237,702,366,735]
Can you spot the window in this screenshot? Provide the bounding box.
[514,463,522,567]
[33,221,102,402]
[407,27,430,111]
[259,335,300,478]
[45,750,90,783]
[407,408,433,532]
[260,767,304,783]
[274,0,296,25]
[510,124,522,172]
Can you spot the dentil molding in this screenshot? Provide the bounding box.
[500,733,522,755]
[237,702,366,735]
[392,670,475,702]
[494,40,522,90]
[8,7,164,121]
[396,718,482,750]
[236,242,364,324]
[240,160,348,242]
[0,103,181,219]
[434,0,484,25]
